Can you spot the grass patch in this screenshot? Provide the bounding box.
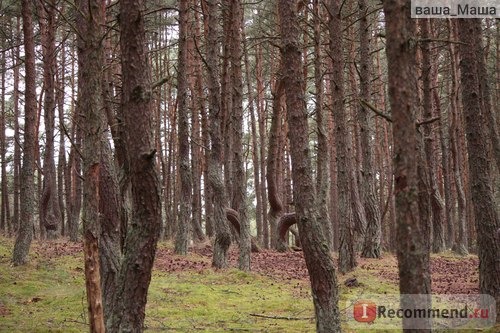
[0,237,497,333]
[0,237,315,332]
[146,269,314,332]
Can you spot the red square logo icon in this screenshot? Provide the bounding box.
[353,300,377,323]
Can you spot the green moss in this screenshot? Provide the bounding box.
[0,237,496,333]
[145,269,315,332]
[0,237,315,332]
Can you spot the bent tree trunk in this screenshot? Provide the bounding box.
[279,1,340,331]
[226,208,261,253]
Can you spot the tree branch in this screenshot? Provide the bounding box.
[152,77,169,90]
[359,99,392,123]
[249,313,313,321]
[417,116,440,127]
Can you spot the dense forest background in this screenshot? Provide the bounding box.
[0,0,499,331]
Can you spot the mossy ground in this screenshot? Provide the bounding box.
[0,237,498,332]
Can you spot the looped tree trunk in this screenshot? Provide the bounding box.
[225,207,261,253]
[276,213,298,252]
[278,213,298,251]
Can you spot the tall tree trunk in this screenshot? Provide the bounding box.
[12,19,21,235]
[12,0,38,267]
[175,0,192,255]
[279,1,341,331]
[57,43,67,236]
[108,0,163,330]
[68,116,82,242]
[256,44,269,248]
[359,0,382,258]
[477,28,500,174]
[440,20,455,250]
[228,0,251,271]
[384,1,432,331]
[330,0,356,273]
[204,0,232,269]
[267,77,286,251]
[457,18,500,322]
[449,20,468,255]
[314,0,333,250]
[39,0,61,239]
[75,0,115,330]
[98,49,123,322]
[244,35,263,248]
[189,6,206,242]
[201,91,213,238]
[1,50,10,235]
[67,38,82,242]
[420,19,445,253]
[221,3,233,203]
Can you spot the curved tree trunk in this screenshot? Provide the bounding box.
[279,1,341,331]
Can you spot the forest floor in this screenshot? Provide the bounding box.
[0,236,496,332]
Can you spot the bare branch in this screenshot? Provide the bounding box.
[359,99,392,123]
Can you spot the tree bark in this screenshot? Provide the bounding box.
[227,0,251,271]
[359,0,382,258]
[56,44,67,237]
[108,0,163,330]
[329,0,356,273]
[175,0,192,255]
[244,34,263,249]
[256,44,269,248]
[457,18,500,322]
[12,20,21,235]
[76,0,121,329]
[189,5,206,242]
[420,19,445,253]
[12,0,37,266]
[448,20,468,255]
[0,50,11,235]
[279,1,341,331]
[384,1,431,331]
[267,77,286,251]
[314,0,333,250]
[204,0,232,269]
[38,0,61,239]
